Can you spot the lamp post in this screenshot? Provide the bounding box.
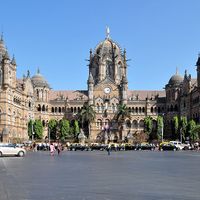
[161,113,165,143]
[31,121,35,141]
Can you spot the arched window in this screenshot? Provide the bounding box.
[139,120,144,128]
[142,107,145,113]
[55,107,57,113]
[170,105,173,112]
[42,105,45,112]
[132,120,138,129]
[74,107,77,113]
[132,107,135,113]
[38,104,41,111]
[158,107,161,113]
[139,107,141,113]
[136,107,138,113]
[174,104,178,112]
[151,107,153,113]
[51,107,54,113]
[62,107,65,113]
[97,119,102,129]
[59,107,61,113]
[126,120,131,128]
[71,107,73,113]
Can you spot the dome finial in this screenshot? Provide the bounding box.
[37,68,40,74]
[176,67,179,75]
[106,26,110,39]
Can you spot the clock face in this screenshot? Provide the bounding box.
[104,87,111,94]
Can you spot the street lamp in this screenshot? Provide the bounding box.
[31,122,35,141]
[161,113,165,143]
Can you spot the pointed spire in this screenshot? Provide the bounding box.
[27,70,30,78]
[3,50,10,60]
[196,53,200,66]
[106,26,110,39]
[11,55,16,65]
[184,69,187,78]
[37,68,40,74]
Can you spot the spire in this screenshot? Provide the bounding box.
[3,50,10,60]
[106,26,110,39]
[11,55,16,65]
[196,53,200,66]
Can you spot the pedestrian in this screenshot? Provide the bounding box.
[107,143,111,155]
[32,142,37,152]
[57,143,62,155]
[50,143,55,156]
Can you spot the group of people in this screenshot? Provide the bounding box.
[50,143,62,156]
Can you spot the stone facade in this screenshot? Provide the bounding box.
[0,31,200,142]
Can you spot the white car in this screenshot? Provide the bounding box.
[169,141,186,150]
[0,143,26,157]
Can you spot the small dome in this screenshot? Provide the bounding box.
[31,69,50,88]
[168,74,183,85]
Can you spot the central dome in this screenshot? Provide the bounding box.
[31,69,50,88]
[95,38,122,58]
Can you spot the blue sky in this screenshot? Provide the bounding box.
[0,0,200,90]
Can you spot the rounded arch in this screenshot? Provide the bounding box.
[132,120,138,129]
[139,120,144,128]
[42,105,45,112]
[125,119,131,128]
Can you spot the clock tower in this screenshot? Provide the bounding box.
[87,28,128,141]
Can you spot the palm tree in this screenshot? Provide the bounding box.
[115,104,131,122]
[115,104,131,140]
[78,102,96,138]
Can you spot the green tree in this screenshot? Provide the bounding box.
[28,119,34,139]
[180,116,187,142]
[172,115,179,140]
[74,120,80,138]
[34,119,43,139]
[78,102,96,138]
[190,125,200,143]
[59,119,70,140]
[157,116,163,141]
[144,116,153,136]
[187,119,197,143]
[48,119,57,140]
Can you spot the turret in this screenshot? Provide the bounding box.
[196,54,200,87]
[87,72,94,105]
[121,75,128,104]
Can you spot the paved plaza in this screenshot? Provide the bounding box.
[0,150,200,200]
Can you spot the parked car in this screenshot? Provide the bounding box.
[0,143,26,157]
[169,141,185,150]
[159,143,178,151]
[135,143,155,151]
[69,143,89,151]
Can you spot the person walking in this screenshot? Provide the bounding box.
[107,143,111,155]
[57,143,62,155]
[50,143,55,156]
